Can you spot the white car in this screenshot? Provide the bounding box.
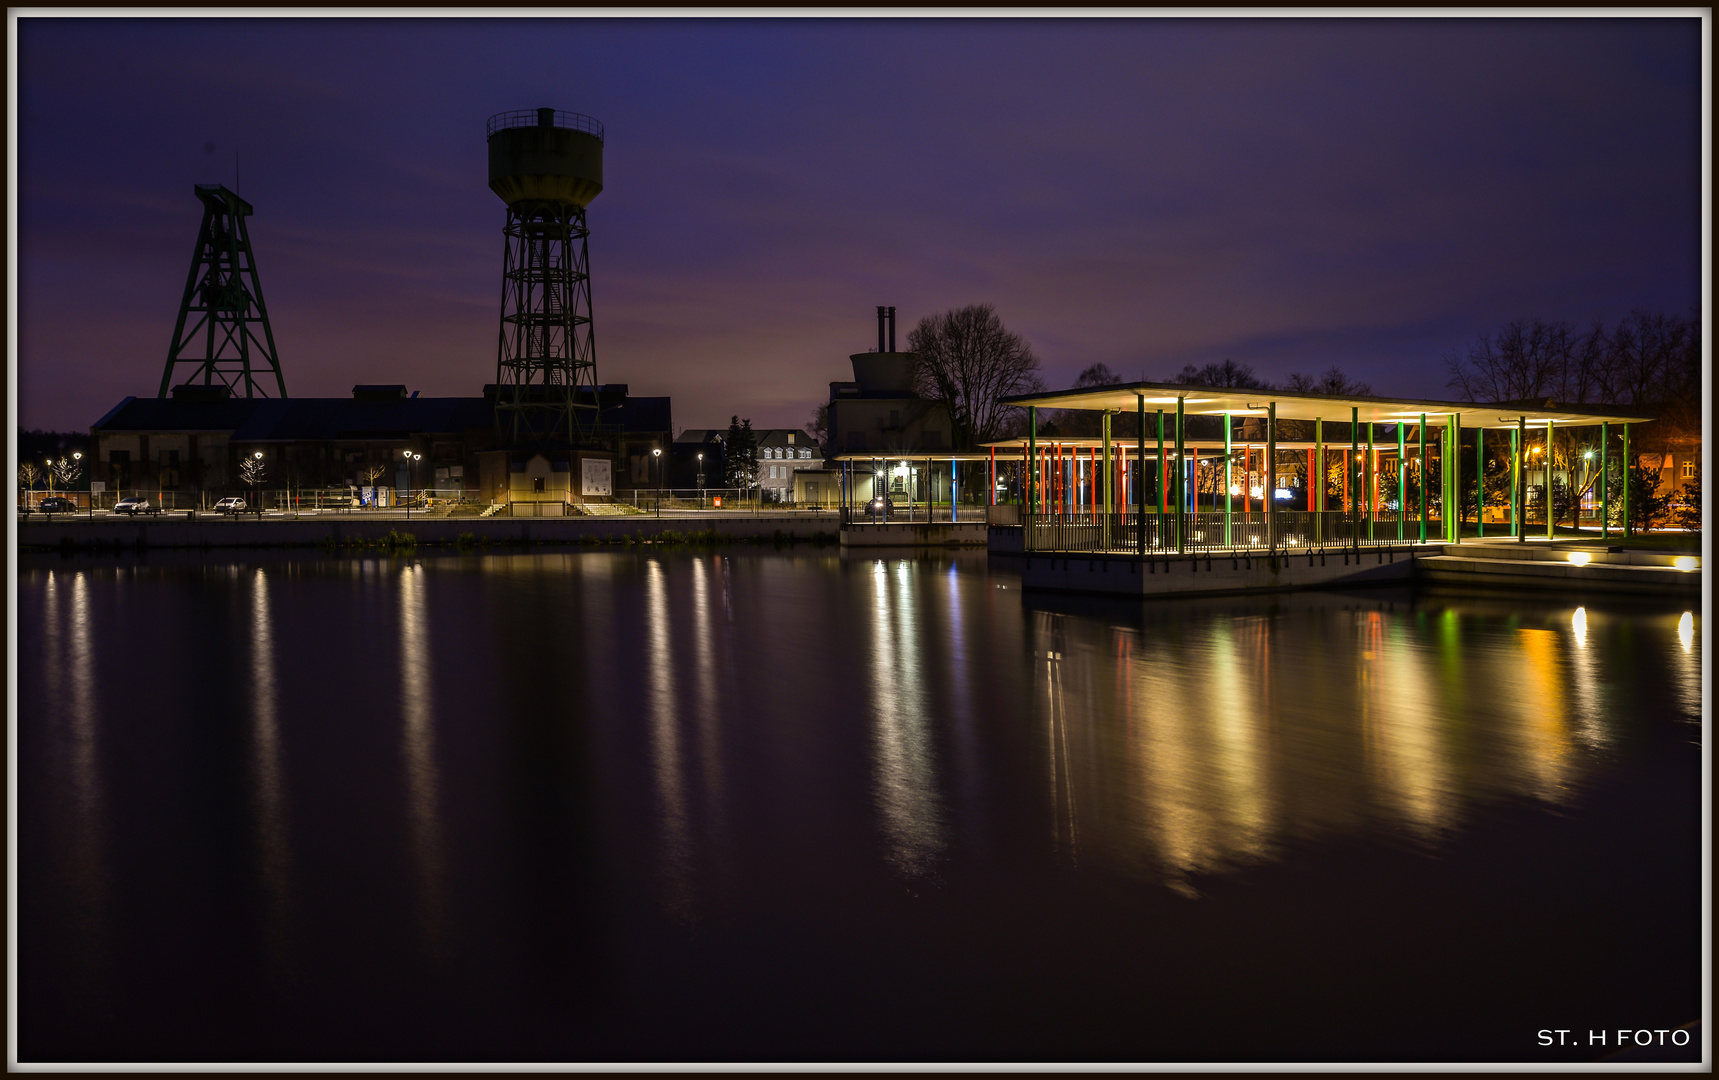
[214,496,247,514]
[114,496,157,516]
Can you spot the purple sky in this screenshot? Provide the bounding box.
[15,17,1703,433]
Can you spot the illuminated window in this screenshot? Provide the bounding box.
[1682,460,1696,478]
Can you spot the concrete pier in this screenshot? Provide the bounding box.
[1014,545,1421,597]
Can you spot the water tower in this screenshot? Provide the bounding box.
[487,108,605,445]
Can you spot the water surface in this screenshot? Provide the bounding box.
[16,550,1703,1063]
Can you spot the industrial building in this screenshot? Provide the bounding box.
[87,107,681,513]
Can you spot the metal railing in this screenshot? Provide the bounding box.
[486,110,604,141]
[1020,510,1442,554]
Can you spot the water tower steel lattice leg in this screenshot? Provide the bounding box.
[494,201,599,445]
[158,184,287,399]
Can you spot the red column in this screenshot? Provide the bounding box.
[989,446,996,506]
[1342,450,1349,510]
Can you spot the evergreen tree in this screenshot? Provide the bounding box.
[723,416,758,490]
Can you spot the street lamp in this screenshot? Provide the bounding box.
[652,447,662,516]
[407,452,422,518]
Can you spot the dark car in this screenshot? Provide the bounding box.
[36,496,76,513]
[863,496,897,518]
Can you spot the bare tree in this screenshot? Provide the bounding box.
[1285,366,1374,397]
[805,403,830,459]
[51,455,83,490]
[907,303,1045,450]
[18,463,40,508]
[1166,358,1271,390]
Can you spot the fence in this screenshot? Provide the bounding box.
[626,488,841,512]
[1020,510,1443,554]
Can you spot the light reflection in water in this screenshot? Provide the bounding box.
[1572,607,1587,647]
[688,556,730,884]
[1511,629,1577,801]
[1034,596,1639,894]
[399,563,448,951]
[869,560,945,878]
[1364,614,1452,838]
[1679,611,1693,652]
[250,568,292,959]
[49,571,109,976]
[646,559,694,918]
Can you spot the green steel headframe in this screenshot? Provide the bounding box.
[158,184,287,398]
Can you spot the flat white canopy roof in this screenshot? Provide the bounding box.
[1001,381,1657,429]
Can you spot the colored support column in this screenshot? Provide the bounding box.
[1510,425,1519,537]
[1601,420,1610,540]
[1349,407,1360,547]
[1027,406,1038,516]
[1366,422,1376,542]
[1136,394,1146,554]
[1265,401,1277,552]
[1471,426,1485,536]
[1174,396,1186,554]
[1156,409,1166,546]
[1545,419,1555,540]
[1519,412,1533,540]
[1101,411,1112,549]
[1315,417,1324,546]
[1397,422,1406,541]
[1418,415,1427,543]
[989,446,996,507]
[1622,422,1631,537]
[1224,414,1233,546]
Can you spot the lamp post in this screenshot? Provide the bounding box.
[407,452,421,519]
[653,447,662,517]
[696,452,705,506]
[252,450,263,515]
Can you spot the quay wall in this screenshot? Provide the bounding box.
[18,512,840,550]
[842,522,988,547]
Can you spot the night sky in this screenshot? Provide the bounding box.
[13,17,1703,434]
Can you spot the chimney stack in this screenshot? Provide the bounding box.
[877,306,887,353]
[887,306,896,352]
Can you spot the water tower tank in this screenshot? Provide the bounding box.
[487,108,604,208]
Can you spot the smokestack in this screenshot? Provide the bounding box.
[888,306,896,352]
[877,306,887,353]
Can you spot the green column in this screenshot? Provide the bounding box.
[1224,412,1233,547]
[1622,422,1631,537]
[1027,406,1038,517]
[1397,421,1406,541]
[1314,417,1323,546]
[1174,395,1185,555]
[1476,426,1485,539]
[1418,415,1427,543]
[1136,394,1146,554]
[1545,419,1555,540]
[1601,420,1610,541]
[1510,425,1520,539]
[1101,410,1112,550]
[1450,413,1462,543]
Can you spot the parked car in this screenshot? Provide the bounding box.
[36,496,76,513]
[214,496,247,514]
[864,496,897,517]
[114,496,158,516]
